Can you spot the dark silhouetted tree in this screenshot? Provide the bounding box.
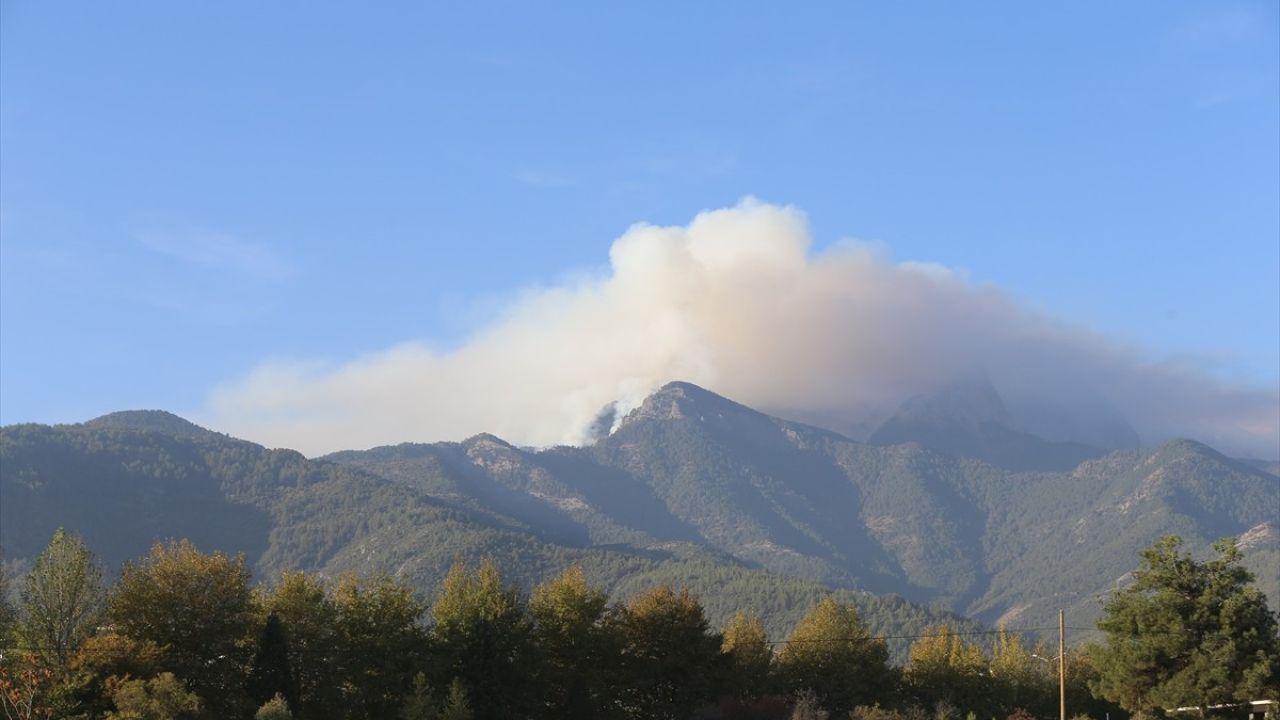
[249,613,297,712]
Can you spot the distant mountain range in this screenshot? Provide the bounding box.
[2,382,1276,653]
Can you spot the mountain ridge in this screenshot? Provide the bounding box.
[3,381,1276,644]
[0,408,987,659]
[319,382,1278,630]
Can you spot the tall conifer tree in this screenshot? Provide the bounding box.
[1091,536,1280,714]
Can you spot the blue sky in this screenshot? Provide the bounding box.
[2,1,1277,437]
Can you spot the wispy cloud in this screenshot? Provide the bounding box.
[140,228,295,281]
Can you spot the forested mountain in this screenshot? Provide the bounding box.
[0,410,981,661]
[324,382,1279,631]
[2,382,1276,649]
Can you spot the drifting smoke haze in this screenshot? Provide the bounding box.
[205,200,1280,459]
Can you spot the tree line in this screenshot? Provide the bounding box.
[0,531,1275,720]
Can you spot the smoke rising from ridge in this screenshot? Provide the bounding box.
[205,200,1279,458]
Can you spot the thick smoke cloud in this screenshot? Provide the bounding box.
[205,200,1279,458]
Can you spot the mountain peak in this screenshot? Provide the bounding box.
[83,410,218,440]
[1157,437,1212,452]
[1150,438,1280,474]
[626,381,761,423]
[868,378,1107,471]
[461,432,514,450]
[580,382,753,443]
[869,377,1012,449]
[888,377,1013,430]
[652,381,747,405]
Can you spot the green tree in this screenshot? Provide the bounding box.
[108,540,255,718]
[261,571,343,720]
[399,675,472,720]
[438,679,472,720]
[720,610,772,699]
[106,672,201,720]
[333,573,426,720]
[429,560,531,720]
[17,529,106,668]
[607,585,723,720]
[527,565,612,719]
[1090,535,1280,715]
[775,597,893,716]
[400,673,435,720]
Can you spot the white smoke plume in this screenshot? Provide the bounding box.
[204,199,1279,458]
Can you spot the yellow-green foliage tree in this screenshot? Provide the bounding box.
[527,565,612,720]
[775,597,893,717]
[332,574,426,720]
[988,627,1051,713]
[106,672,201,720]
[254,693,293,720]
[63,633,166,719]
[720,610,772,700]
[608,585,723,720]
[429,560,530,720]
[907,625,990,714]
[260,571,344,720]
[108,541,255,717]
[261,568,345,712]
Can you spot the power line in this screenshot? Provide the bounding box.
[765,626,1064,645]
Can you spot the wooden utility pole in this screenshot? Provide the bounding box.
[1059,608,1067,720]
